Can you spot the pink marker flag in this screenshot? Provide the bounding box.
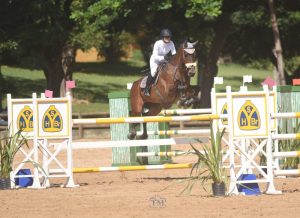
[293,79,300,86]
[45,90,53,98]
[261,76,276,88]
[66,80,76,89]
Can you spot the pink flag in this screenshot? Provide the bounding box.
[293,79,300,86]
[66,80,76,89]
[261,76,276,88]
[45,90,53,98]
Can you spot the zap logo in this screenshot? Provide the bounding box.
[42,105,63,132]
[238,100,260,130]
[221,103,228,125]
[17,106,33,132]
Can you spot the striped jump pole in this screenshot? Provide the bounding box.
[271,112,300,119]
[50,163,193,173]
[274,169,300,176]
[73,114,226,125]
[136,151,197,157]
[73,163,193,173]
[52,138,201,150]
[136,129,211,136]
[273,151,300,158]
[272,133,300,140]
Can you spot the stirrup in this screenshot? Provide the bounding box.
[144,88,150,96]
[144,89,150,96]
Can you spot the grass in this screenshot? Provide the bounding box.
[0,50,272,113]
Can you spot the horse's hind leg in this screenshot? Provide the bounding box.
[138,122,148,140]
[138,103,162,140]
[127,123,138,140]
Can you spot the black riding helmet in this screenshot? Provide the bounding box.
[160,29,172,38]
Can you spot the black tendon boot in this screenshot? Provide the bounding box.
[144,75,154,96]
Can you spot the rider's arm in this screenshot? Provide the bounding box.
[152,41,165,62]
[170,41,176,55]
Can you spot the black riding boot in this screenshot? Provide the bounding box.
[144,75,154,96]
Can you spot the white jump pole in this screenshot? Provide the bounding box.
[136,129,211,136]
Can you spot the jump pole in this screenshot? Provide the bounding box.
[159,108,212,115]
[136,151,197,157]
[49,163,193,173]
[72,163,193,173]
[137,129,211,136]
[73,114,225,124]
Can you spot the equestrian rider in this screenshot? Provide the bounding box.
[144,29,176,96]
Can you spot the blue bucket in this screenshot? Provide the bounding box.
[237,174,261,195]
[15,169,33,187]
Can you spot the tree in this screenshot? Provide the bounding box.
[71,0,225,108]
[268,0,285,85]
[1,0,75,97]
[223,0,300,85]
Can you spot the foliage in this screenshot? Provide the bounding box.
[0,129,29,178]
[181,123,226,195]
[185,0,223,19]
[1,62,272,112]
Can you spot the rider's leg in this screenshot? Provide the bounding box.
[144,74,154,96]
[144,60,157,96]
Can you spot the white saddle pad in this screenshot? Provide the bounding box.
[140,76,148,88]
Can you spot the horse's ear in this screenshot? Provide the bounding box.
[191,41,198,47]
[187,41,198,48]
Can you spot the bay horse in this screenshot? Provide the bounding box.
[128,41,198,140]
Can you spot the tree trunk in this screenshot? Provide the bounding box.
[0,54,4,111]
[43,49,65,97]
[197,15,232,108]
[60,45,75,96]
[43,45,75,97]
[268,0,286,85]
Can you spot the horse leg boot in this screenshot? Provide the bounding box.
[127,123,138,140]
[144,74,154,96]
[137,122,148,140]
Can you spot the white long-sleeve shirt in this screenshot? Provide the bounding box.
[150,40,176,76]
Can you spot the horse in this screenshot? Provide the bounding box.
[128,41,198,140]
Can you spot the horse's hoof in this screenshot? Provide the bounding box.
[127,132,136,140]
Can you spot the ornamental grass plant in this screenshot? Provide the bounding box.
[181,123,227,195]
[0,129,29,179]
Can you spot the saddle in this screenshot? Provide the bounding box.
[140,62,166,88]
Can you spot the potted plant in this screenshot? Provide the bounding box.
[0,128,29,190]
[186,123,226,196]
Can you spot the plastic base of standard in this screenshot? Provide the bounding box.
[15,169,33,187]
[237,174,261,195]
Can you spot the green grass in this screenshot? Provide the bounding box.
[1,52,272,113]
[217,63,271,92]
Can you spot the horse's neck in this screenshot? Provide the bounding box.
[169,49,184,67]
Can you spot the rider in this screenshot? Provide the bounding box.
[144,28,176,96]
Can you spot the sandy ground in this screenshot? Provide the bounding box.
[1,140,300,218]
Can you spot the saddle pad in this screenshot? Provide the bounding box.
[139,75,160,89]
[140,76,147,88]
